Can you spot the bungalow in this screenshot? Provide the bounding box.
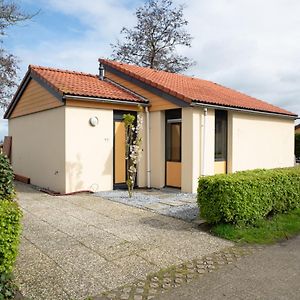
[4,59,297,193]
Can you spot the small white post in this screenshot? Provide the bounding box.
[145,107,151,188]
[201,108,208,176]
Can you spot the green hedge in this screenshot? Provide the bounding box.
[0,154,21,298]
[197,167,300,225]
[0,200,22,276]
[0,154,15,201]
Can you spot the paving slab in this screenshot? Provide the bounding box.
[14,182,232,300]
[137,247,184,268]
[158,200,186,207]
[114,254,159,279]
[143,202,170,210]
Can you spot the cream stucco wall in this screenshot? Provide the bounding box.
[181,107,295,193]
[9,102,295,195]
[181,107,215,193]
[149,107,215,193]
[181,108,200,193]
[149,111,165,188]
[9,107,66,193]
[65,106,113,193]
[9,105,146,194]
[228,112,295,172]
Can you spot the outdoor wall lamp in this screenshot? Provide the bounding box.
[89,116,99,127]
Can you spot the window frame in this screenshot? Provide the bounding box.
[214,110,228,162]
[165,109,182,163]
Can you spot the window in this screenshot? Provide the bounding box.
[215,110,227,161]
[166,109,182,162]
[166,121,181,161]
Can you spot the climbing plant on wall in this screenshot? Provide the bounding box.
[123,113,143,197]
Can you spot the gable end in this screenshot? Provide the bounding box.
[4,72,63,119]
[6,77,63,119]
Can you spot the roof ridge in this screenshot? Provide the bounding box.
[100,60,267,101]
[100,59,229,95]
[100,58,191,78]
[29,65,98,79]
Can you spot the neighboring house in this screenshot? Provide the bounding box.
[4,59,297,194]
[296,124,300,133]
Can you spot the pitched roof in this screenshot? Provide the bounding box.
[29,65,146,103]
[100,59,297,117]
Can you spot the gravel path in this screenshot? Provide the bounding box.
[96,189,199,222]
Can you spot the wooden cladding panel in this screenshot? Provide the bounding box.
[166,161,181,188]
[106,72,179,112]
[214,161,227,174]
[10,79,63,118]
[66,99,142,112]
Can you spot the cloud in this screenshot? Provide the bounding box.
[5,0,300,122]
[42,0,139,38]
[180,0,300,116]
[12,0,142,74]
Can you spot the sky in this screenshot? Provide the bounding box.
[1,0,300,140]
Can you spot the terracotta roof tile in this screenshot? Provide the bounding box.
[29,65,146,103]
[100,59,296,116]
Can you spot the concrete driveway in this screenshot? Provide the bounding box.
[14,182,232,300]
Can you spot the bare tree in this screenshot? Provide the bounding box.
[0,1,34,109]
[111,0,194,73]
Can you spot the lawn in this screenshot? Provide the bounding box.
[211,208,300,244]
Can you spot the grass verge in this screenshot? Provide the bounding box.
[211,208,300,244]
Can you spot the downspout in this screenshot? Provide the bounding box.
[145,107,151,188]
[201,108,208,176]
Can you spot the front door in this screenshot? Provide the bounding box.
[165,109,182,188]
[114,120,126,186]
[113,111,136,188]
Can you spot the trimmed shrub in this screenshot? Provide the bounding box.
[0,273,17,300]
[198,167,300,225]
[0,154,21,298]
[0,200,22,299]
[0,154,15,201]
[0,200,22,275]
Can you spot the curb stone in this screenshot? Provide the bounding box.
[90,245,265,300]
